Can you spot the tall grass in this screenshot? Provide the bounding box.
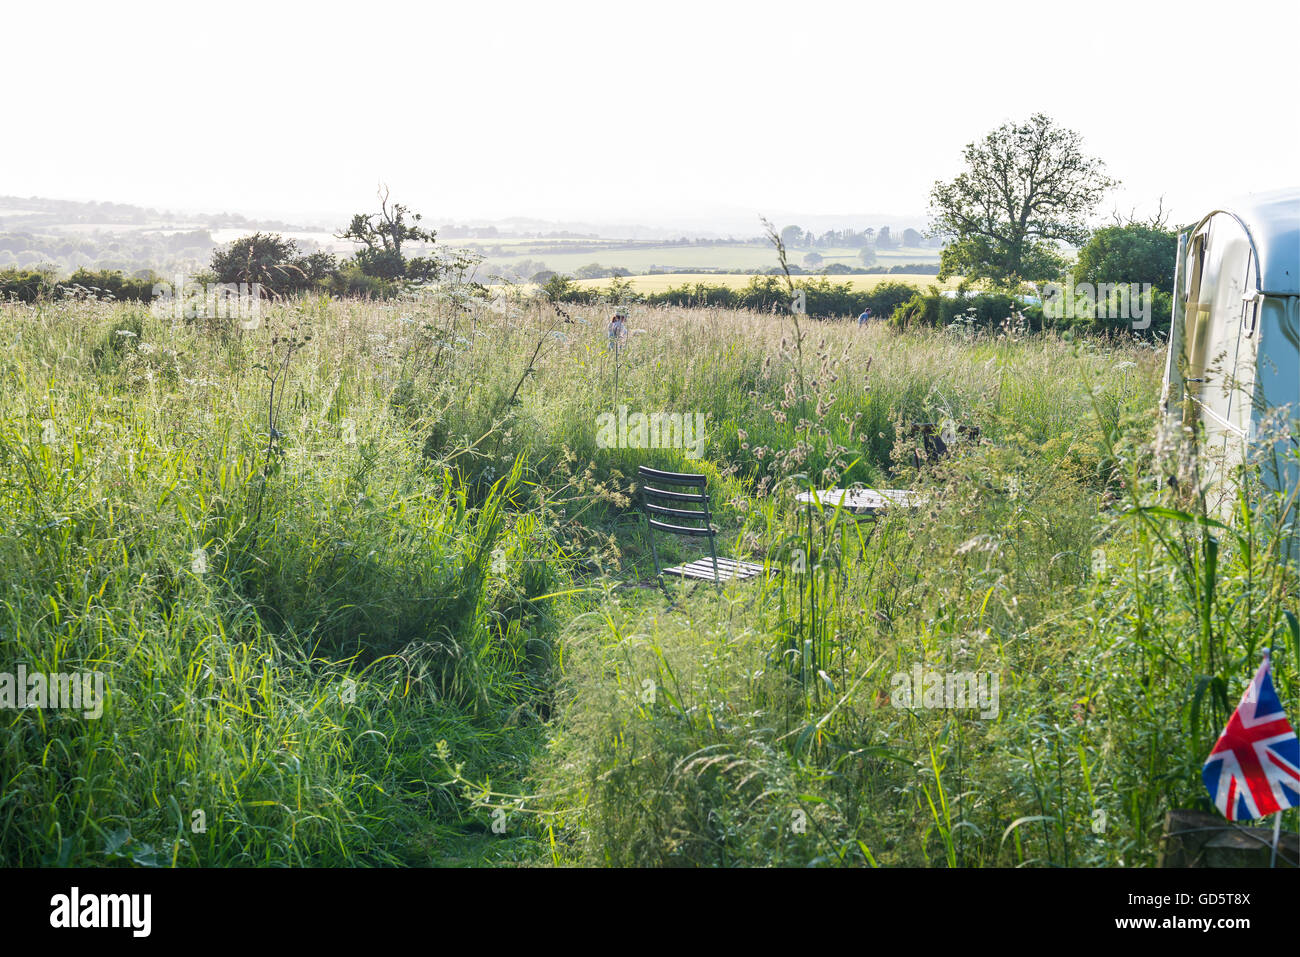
[521,300,1296,867]
[4,290,1292,868]
[0,297,569,865]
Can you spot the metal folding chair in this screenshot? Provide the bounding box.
[638,465,764,586]
[909,423,981,469]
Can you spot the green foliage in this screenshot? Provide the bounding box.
[210,232,307,296]
[63,268,158,301]
[0,297,573,865]
[541,273,577,302]
[326,260,402,299]
[0,267,159,304]
[930,113,1117,288]
[554,275,923,320]
[1074,223,1179,294]
[0,267,58,302]
[531,358,1298,866]
[5,288,1292,869]
[890,290,1043,332]
[336,188,440,283]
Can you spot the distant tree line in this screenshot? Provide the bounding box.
[0,228,215,275]
[542,274,925,319]
[0,267,159,303]
[775,224,942,250]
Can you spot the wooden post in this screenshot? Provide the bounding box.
[1159,809,1298,867]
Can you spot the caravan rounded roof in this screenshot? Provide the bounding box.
[1205,189,1300,296]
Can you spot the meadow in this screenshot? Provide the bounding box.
[0,289,1295,867]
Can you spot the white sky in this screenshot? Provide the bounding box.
[4,0,1298,231]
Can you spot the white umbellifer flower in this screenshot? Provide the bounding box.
[1151,418,1179,474]
[955,535,995,555]
[490,547,507,576]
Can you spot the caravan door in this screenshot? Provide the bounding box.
[1179,213,1253,511]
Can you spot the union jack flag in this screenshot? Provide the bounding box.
[1202,654,1300,821]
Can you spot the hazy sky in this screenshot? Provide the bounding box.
[5,0,1298,229]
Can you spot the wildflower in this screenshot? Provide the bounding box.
[955,535,996,555]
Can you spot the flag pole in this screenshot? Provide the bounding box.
[1265,644,1281,868]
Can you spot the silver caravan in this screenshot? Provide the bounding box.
[1161,189,1300,515]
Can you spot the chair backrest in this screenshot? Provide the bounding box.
[637,466,714,538]
[909,423,980,469]
[638,466,725,585]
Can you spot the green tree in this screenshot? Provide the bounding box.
[930,113,1117,289]
[293,251,340,285]
[1073,222,1178,294]
[337,187,439,282]
[210,232,305,295]
[541,273,575,301]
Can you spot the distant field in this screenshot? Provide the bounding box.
[210,228,346,249]
[571,272,960,293]
[451,236,613,248]
[480,242,941,276]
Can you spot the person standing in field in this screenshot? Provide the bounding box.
[608,308,630,397]
[857,306,872,325]
[608,309,629,349]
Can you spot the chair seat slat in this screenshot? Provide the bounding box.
[663,558,765,581]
